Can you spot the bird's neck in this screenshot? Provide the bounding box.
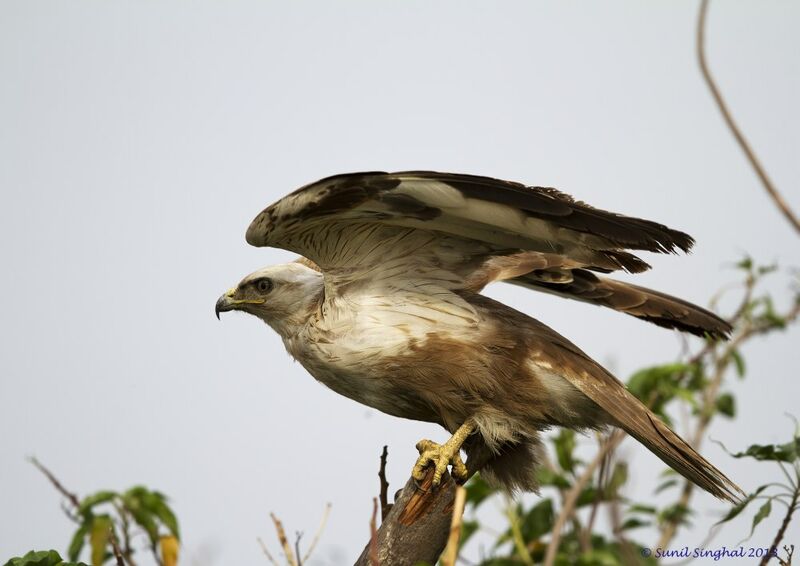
[267,275,325,339]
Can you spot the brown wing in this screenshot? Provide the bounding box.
[464,252,731,339]
[532,322,743,502]
[247,171,693,273]
[251,171,727,338]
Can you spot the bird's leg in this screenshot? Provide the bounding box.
[412,418,476,486]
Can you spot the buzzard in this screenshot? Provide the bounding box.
[216,171,741,501]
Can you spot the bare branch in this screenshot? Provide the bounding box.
[760,485,799,565]
[29,457,81,512]
[544,430,625,566]
[270,513,298,566]
[369,498,379,565]
[697,0,800,234]
[294,532,303,566]
[257,537,281,566]
[777,545,794,566]
[301,503,331,564]
[108,528,126,566]
[440,486,467,566]
[505,497,534,566]
[378,446,391,520]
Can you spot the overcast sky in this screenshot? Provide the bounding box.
[1,1,798,564]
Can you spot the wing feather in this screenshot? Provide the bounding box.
[511,268,732,339]
[246,171,691,273]
[248,171,726,338]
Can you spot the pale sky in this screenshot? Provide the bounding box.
[1,1,798,564]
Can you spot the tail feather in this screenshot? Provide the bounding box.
[628,412,743,502]
[555,351,744,502]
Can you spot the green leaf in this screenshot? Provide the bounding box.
[730,350,746,378]
[89,516,112,566]
[554,430,577,473]
[67,524,89,562]
[655,478,679,494]
[536,468,571,489]
[464,474,495,509]
[730,438,800,462]
[715,393,736,418]
[575,486,606,507]
[78,491,117,516]
[750,499,772,536]
[2,551,89,566]
[619,517,650,531]
[716,485,768,524]
[627,504,657,515]
[606,462,628,495]
[626,363,695,424]
[658,503,692,527]
[123,487,159,545]
[575,548,623,566]
[736,257,753,271]
[152,501,180,540]
[519,498,554,541]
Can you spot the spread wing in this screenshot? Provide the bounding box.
[246,171,729,338]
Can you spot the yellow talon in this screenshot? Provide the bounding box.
[411,419,476,486]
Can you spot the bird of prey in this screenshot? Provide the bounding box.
[216,171,741,501]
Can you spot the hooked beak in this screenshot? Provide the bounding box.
[215,288,266,319]
[215,288,237,320]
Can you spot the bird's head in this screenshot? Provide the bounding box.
[215,261,323,337]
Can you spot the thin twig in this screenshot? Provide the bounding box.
[294,532,303,566]
[108,528,126,566]
[378,446,391,520]
[608,491,640,566]
[29,457,81,512]
[301,503,331,564]
[697,0,800,234]
[505,497,534,566]
[760,485,799,565]
[369,497,379,565]
[270,513,298,566]
[441,486,467,566]
[544,430,625,566]
[777,545,794,566]
[582,433,614,551]
[257,537,281,566]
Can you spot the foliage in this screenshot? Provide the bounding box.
[4,477,180,566]
[456,259,799,565]
[715,424,800,542]
[2,551,87,566]
[65,485,179,566]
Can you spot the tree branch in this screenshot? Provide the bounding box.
[441,486,467,566]
[378,446,391,520]
[760,484,799,566]
[354,467,458,565]
[544,430,626,566]
[29,457,81,513]
[697,0,800,234]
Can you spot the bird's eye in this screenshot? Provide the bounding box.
[255,278,273,293]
